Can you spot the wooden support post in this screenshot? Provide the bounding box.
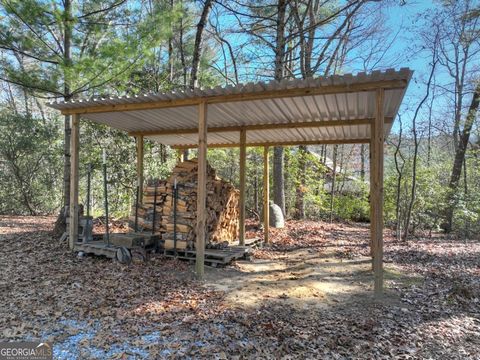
[69,114,80,250]
[263,146,270,244]
[136,135,144,201]
[196,101,207,279]
[371,88,385,296]
[369,144,374,263]
[177,149,184,163]
[239,129,247,246]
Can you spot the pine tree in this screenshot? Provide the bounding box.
[0,0,174,228]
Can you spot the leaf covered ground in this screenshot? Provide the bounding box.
[0,216,479,359]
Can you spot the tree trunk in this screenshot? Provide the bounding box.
[427,89,434,166]
[63,114,71,209]
[179,1,187,89]
[178,2,189,161]
[254,171,259,214]
[185,0,213,162]
[168,0,175,83]
[273,147,286,215]
[360,144,365,182]
[394,117,405,239]
[402,121,419,240]
[54,0,72,237]
[63,0,72,208]
[329,145,338,223]
[190,0,213,89]
[294,145,307,219]
[254,154,259,214]
[272,0,287,216]
[443,82,480,232]
[403,56,437,240]
[274,0,287,80]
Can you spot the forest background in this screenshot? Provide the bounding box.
[0,0,479,240]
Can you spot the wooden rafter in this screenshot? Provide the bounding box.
[171,138,371,149]
[130,117,394,137]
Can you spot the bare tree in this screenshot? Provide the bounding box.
[433,1,480,231]
[445,82,480,231]
[190,0,214,89]
[403,52,438,240]
[391,116,405,239]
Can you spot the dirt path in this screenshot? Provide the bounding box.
[207,248,383,309]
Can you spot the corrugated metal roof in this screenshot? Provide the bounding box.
[46,68,413,147]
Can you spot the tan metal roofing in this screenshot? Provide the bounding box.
[47,68,413,148]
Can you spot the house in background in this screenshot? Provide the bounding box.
[309,146,368,195]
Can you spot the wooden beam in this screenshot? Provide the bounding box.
[195,101,207,279]
[131,118,393,137]
[239,129,247,246]
[136,135,144,201]
[171,138,370,150]
[371,88,385,296]
[263,146,270,244]
[69,114,80,250]
[60,80,408,115]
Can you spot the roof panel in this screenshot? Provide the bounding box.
[47,69,413,147]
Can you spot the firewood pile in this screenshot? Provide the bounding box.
[129,159,240,250]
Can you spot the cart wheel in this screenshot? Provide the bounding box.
[116,246,132,265]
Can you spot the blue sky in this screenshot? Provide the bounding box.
[368,0,478,136]
[381,0,438,131]
[211,0,450,134]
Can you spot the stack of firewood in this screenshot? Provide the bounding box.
[128,180,167,233]
[129,159,239,250]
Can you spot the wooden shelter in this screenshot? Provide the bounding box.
[47,68,413,295]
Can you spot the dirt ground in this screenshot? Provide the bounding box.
[207,248,390,310]
[0,216,479,359]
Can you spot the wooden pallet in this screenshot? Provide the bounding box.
[229,237,263,248]
[74,239,154,262]
[163,247,247,265]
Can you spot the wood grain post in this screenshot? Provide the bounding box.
[69,113,80,250]
[136,135,144,202]
[239,129,247,246]
[196,101,207,279]
[371,88,385,296]
[177,149,184,163]
[263,146,270,244]
[368,142,375,271]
